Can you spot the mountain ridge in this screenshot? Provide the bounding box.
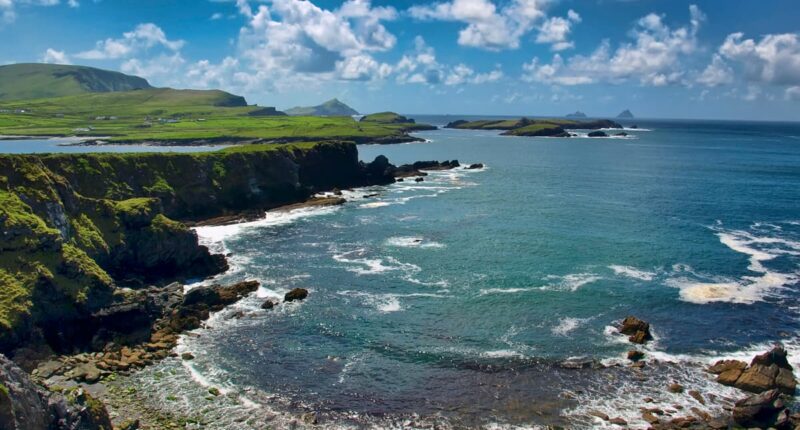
[285,98,359,116]
[0,63,154,101]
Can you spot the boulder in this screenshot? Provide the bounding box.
[285,288,309,302]
[732,389,787,428]
[181,352,195,360]
[619,316,652,344]
[614,132,628,137]
[415,177,424,182]
[708,359,746,374]
[588,131,608,137]
[466,163,484,170]
[627,350,645,361]
[261,300,276,310]
[711,345,798,395]
[668,383,684,393]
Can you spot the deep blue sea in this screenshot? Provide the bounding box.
[49,118,800,428]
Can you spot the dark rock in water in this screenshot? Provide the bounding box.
[608,417,627,426]
[391,160,460,178]
[261,300,276,310]
[181,352,195,360]
[560,357,599,369]
[614,132,628,137]
[627,350,645,361]
[630,125,638,129]
[467,163,484,169]
[415,177,424,182]
[588,410,610,421]
[208,387,221,396]
[332,188,343,196]
[688,390,706,405]
[619,316,653,344]
[285,288,309,302]
[732,389,787,428]
[396,178,404,182]
[588,131,608,137]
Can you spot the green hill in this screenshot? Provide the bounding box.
[285,98,359,116]
[0,63,153,101]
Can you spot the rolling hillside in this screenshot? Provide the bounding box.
[285,98,359,116]
[0,63,153,101]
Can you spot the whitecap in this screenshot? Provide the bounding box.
[478,287,539,296]
[608,265,657,281]
[666,224,799,304]
[551,317,589,336]
[332,248,421,276]
[358,201,392,209]
[542,273,601,292]
[385,236,445,249]
[193,205,341,242]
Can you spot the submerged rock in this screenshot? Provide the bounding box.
[466,163,484,169]
[588,131,608,137]
[627,350,645,361]
[261,300,276,310]
[415,177,424,182]
[285,288,309,302]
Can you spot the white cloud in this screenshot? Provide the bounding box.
[719,32,800,86]
[786,86,800,101]
[67,0,78,7]
[41,48,70,64]
[236,0,397,82]
[697,54,734,87]
[523,5,704,86]
[396,36,502,86]
[210,12,224,20]
[1,0,62,24]
[76,23,185,60]
[408,0,548,50]
[120,53,186,84]
[536,9,580,51]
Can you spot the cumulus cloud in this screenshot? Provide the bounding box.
[396,36,502,86]
[408,0,548,50]
[535,9,580,51]
[41,48,70,64]
[697,54,734,87]
[719,32,800,86]
[236,0,396,81]
[75,23,185,60]
[523,5,704,86]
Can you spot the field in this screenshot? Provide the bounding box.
[0,89,427,144]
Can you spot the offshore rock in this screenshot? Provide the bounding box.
[619,316,653,344]
[285,288,309,302]
[711,345,797,394]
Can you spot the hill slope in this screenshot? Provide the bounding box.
[0,63,153,101]
[617,109,635,118]
[285,98,359,116]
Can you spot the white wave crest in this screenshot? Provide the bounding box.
[385,236,445,249]
[609,265,657,281]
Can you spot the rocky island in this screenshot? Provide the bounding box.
[445,117,622,137]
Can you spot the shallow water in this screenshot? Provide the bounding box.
[149,118,800,428]
[0,137,227,153]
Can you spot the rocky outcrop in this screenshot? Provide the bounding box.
[618,316,653,344]
[732,389,791,428]
[0,354,112,430]
[709,345,797,394]
[0,142,400,354]
[391,160,460,178]
[588,131,608,137]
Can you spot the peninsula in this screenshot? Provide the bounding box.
[445,117,623,137]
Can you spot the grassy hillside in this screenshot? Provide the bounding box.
[0,63,152,101]
[285,98,359,116]
[0,91,428,144]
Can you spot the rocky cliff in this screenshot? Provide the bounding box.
[0,142,395,355]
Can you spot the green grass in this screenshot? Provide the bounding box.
[0,90,424,143]
[0,63,151,101]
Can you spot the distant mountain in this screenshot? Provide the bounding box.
[617,109,635,119]
[566,111,587,118]
[285,98,359,116]
[0,63,153,101]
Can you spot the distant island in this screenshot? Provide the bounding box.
[617,109,635,119]
[285,98,359,116]
[566,111,587,118]
[445,117,623,137]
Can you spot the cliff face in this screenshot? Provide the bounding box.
[0,142,392,354]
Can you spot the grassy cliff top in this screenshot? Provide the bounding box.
[0,93,427,144]
[0,63,152,101]
[446,117,621,131]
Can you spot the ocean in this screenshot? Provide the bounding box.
[121,118,800,428]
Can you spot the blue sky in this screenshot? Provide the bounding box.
[1,0,799,120]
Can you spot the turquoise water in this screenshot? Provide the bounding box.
[0,137,227,153]
[161,119,800,427]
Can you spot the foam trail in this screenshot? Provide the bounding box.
[609,265,656,281]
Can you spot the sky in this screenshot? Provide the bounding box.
[1,0,799,120]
